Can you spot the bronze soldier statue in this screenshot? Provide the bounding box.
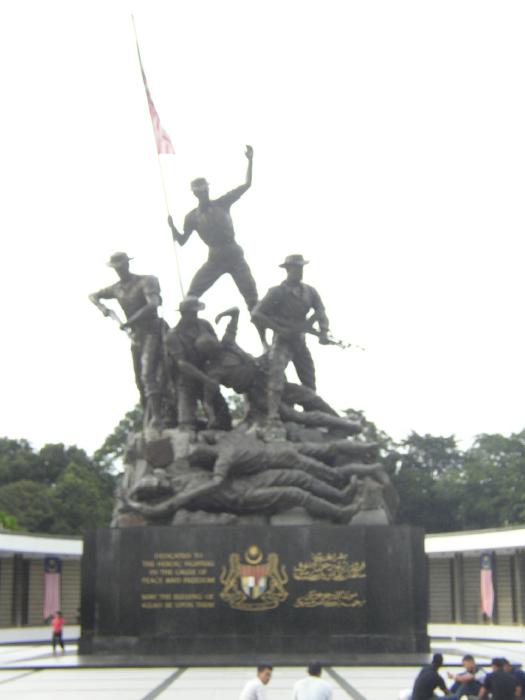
[252,254,331,432]
[127,429,381,507]
[167,146,260,317]
[89,252,164,430]
[165,296,231,431]
[196,307,360,435]
[128,465,362,523]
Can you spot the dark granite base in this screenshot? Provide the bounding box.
[79,524,429,662]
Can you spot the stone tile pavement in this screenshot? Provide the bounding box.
[0,631,523,699]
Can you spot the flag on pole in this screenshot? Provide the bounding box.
[139,66,175,155]
[480,552,494,618]
[43,557,61,620]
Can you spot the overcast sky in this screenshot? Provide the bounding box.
[1,0,524,454]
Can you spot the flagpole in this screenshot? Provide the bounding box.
[157,155,185,298]
[131,14,185,299]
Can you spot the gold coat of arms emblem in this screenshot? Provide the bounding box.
[220,545,288,611]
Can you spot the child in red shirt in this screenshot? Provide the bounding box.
[51,611,65,655]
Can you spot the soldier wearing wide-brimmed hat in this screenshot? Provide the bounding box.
[89,252,164,429]
[252,254,331,434]
[164,297,231,431]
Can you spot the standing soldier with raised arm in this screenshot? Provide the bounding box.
[89,252,164,431]
[167,146,260,315]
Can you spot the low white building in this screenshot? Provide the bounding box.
[426,526,525,625]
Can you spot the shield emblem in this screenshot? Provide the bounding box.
[240,564,269,599]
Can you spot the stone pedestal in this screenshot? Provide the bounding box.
[79,525,428,663]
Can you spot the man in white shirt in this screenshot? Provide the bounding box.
[239,665,273,700]
[293,662,333,700]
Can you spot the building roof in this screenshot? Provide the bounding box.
[425,525,525,555]
[1,525,525,558]
[0,531,82,558]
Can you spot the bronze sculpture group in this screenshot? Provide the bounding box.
[90,147,397,527]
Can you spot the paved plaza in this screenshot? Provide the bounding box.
[0,630,524,700]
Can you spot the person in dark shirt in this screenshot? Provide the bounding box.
[480,658,519,700]
[503,659,524,697]
[411,653,450,700]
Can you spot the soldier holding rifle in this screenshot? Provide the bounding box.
[252,254,331,432]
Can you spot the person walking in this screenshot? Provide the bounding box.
[51,610,65,655]
[293,662,333,699]
[239,665,273,700]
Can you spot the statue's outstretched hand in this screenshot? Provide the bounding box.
[245,144,253,160]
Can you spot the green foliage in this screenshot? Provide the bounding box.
[392,432,465,532]
[50,462,114,535]
[346,412,525,533]
[225,392,246,421]
[0,437,116,535]
[0,438,41,485]
[458,431,525,529]
[0,511,20,530]
[93,405,143,470]
[2,405,525,535]
[0,480,56,532]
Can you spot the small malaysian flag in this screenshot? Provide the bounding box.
[480,552,494,618]
[43,557,61,620]
[140,67,175,155]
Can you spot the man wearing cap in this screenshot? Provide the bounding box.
[251,255,331,431]
[89,252,164,429]
[165,296,231,431]
[167,146,259,316]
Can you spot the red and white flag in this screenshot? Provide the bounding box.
[43,557,61,620]
[480,552,494,618]
[140,67,175,155]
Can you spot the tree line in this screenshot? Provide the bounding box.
[0,406,523,535]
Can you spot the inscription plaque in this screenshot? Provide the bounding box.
[80,525,428,662]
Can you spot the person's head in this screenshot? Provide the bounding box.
[502,658,513,672]
[462,655,476,672]
[178,296,205,320]
[256,665,273,684]
[307,661,322,677]
[492,658,505,671]
[190,177,210,202]
[279,254,309,283]
[431,653,443,669]
[56,610,62,617]
[107,251,132,278]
